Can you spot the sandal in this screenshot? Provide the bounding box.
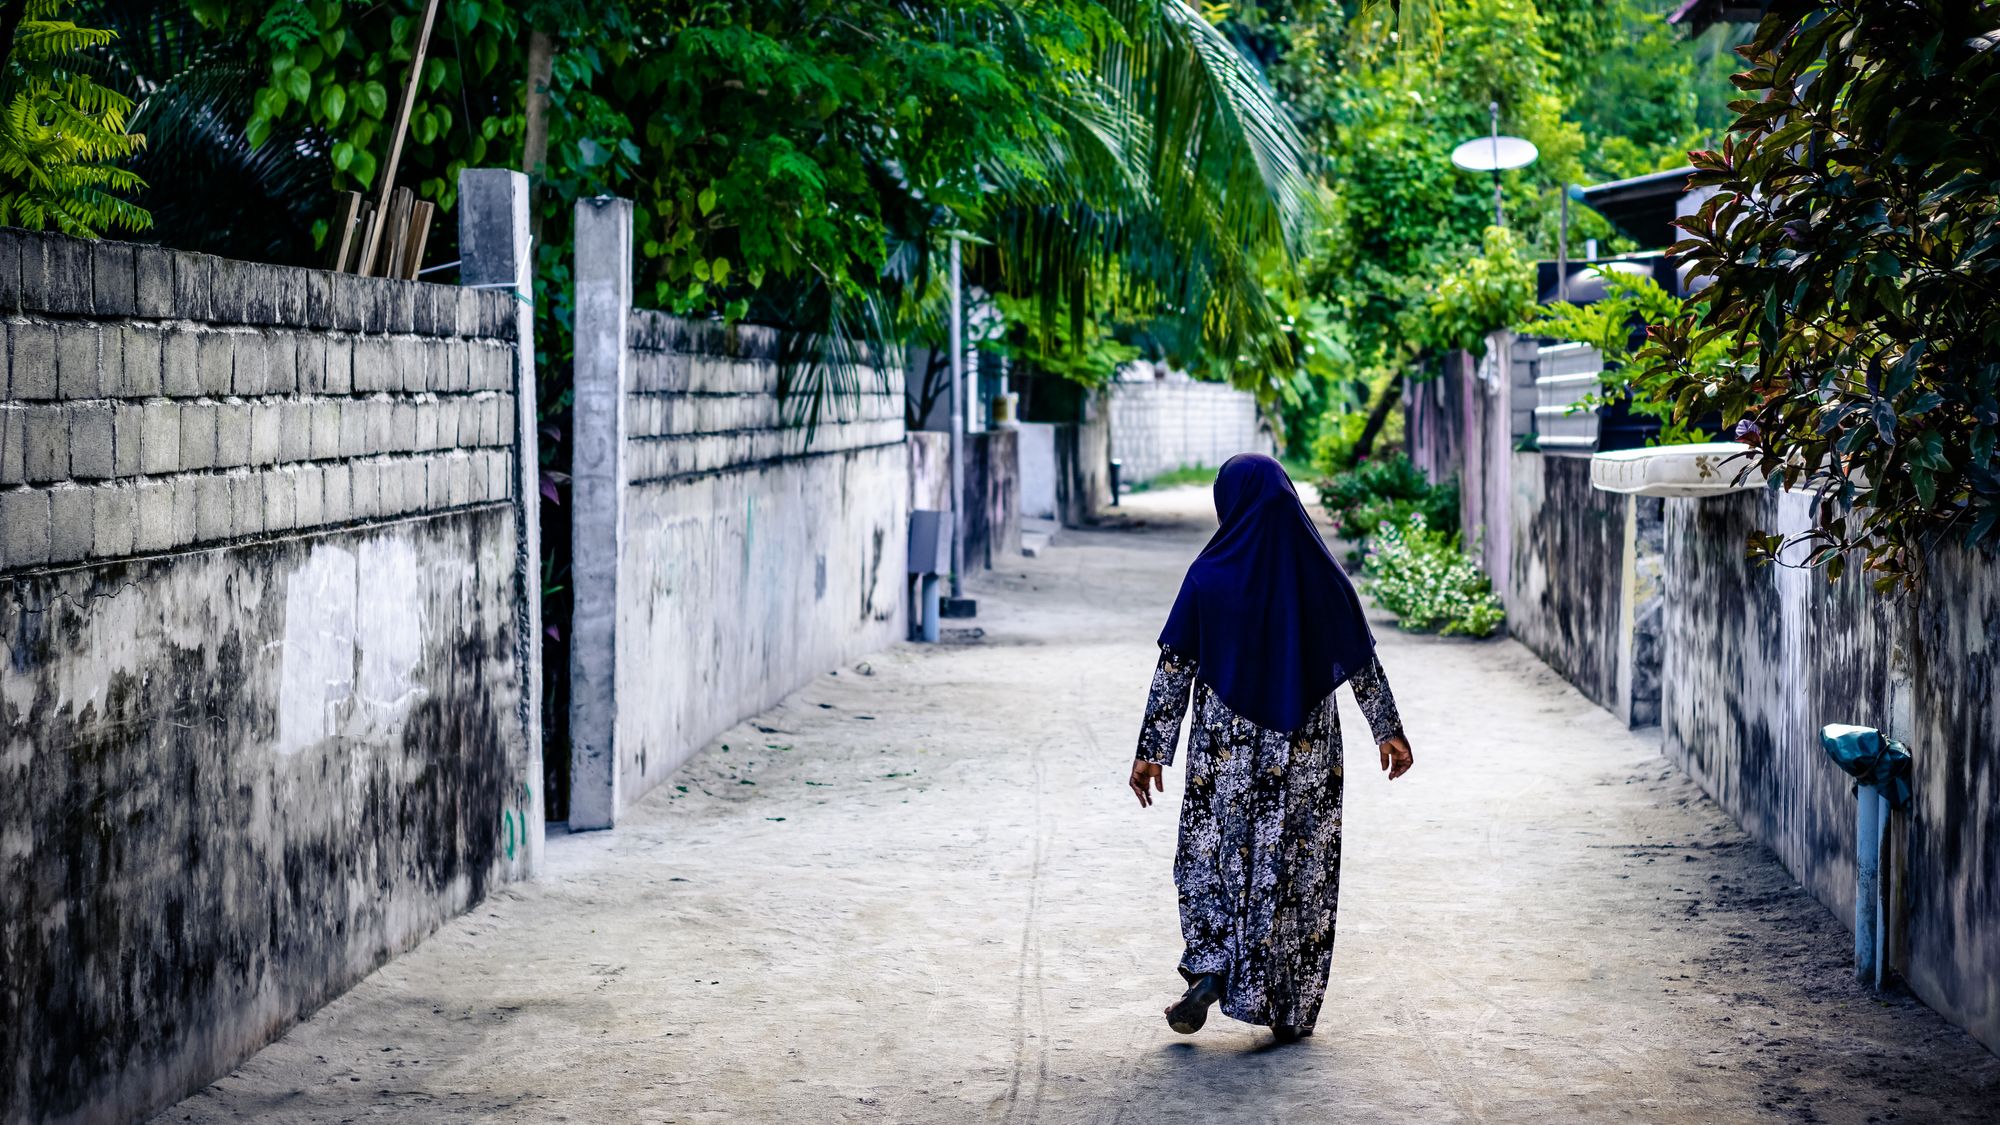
[1165,969,1225,1035]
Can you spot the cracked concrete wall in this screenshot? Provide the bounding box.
[1504,452,1665,724]
[1662,490,2000,1054]
[1504,451,1618,706]
[0,230,535,1125]
[609,314,907,809]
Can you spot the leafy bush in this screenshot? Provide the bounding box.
[1401,225,1539,358]
[1314,452,1458,542]
[1363,513,1505,637]
[1306,366,1403,473]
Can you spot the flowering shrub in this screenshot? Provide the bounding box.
[1315,453,1458,542]
[1363,514,1505,637]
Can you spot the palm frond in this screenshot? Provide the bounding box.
[988,0,1321,385]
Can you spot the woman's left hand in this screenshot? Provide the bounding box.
[1378,734,1414,780]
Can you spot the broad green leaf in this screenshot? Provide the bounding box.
[320,83,346,124]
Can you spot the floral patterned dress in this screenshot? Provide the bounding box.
[1136,645,1403,1031]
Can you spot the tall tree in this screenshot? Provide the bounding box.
[1655,0,2000,588]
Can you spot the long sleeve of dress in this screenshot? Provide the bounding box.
[1348,655,1404,744]
[1135,646,1197,766]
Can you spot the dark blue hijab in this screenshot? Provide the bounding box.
[1158,454,1376,733]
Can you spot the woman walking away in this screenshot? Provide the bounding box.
[1128,453,1413,1045]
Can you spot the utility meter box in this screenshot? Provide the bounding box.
[909,509,953,577]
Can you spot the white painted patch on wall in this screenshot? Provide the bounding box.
[355,538,430,736]
[277,544,358,756]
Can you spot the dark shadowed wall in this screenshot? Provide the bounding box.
[1662,489,2000,1053]
[1504,453,1626,712]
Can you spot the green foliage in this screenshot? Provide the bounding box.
[992,291,1139,389]
[1314,452,1459,542]
[1363,511,1505,636]
[985,0,1323,393]
[1401,224,1536,356]
[1259,1,1748,457]
[202,0,1316,411]
[1127,462,1219,493]
[1315,0,1587,367]
[1306,364,1401,469]
[1651,0,2000,588]
[84,3,327,263]
[0,0,149,235]
[1519,269,1725,445]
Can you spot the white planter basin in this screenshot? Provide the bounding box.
[1590,442,1767,498]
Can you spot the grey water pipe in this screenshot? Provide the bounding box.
[919,574,941,643]
[1855,780,1890,987]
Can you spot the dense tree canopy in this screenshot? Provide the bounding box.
[1655,0,2000,587]
[1229,0,1745,457]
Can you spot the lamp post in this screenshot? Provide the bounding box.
[948,237,965,601]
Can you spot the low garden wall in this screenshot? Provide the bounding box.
[565,199,907,829]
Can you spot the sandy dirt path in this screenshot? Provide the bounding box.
[160,487,2000,1124]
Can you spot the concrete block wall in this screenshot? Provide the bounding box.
[1108,375,1271,483]
[1018,421,1058,520]
[1416,325,1999,1054]
[0,236,519,570]
[1662,490,2000,1054]
[565,197,908,827]
[0,223,538,1125]
[1419,336,1662,730]
[611,315,906,814]
[1057,395,1114,527]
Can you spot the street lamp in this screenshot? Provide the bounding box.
[1450,101,1538,228]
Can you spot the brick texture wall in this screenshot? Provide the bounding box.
[1107,376,1271,484]
[625,313,904,479]
[0,230,518,574]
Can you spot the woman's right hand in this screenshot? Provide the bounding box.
[1129,759,1164,807]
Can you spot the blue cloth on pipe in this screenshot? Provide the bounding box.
[1820,723,1913,811]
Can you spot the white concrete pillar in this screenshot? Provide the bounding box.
[458,167,544,875]
[567,196,633,831]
